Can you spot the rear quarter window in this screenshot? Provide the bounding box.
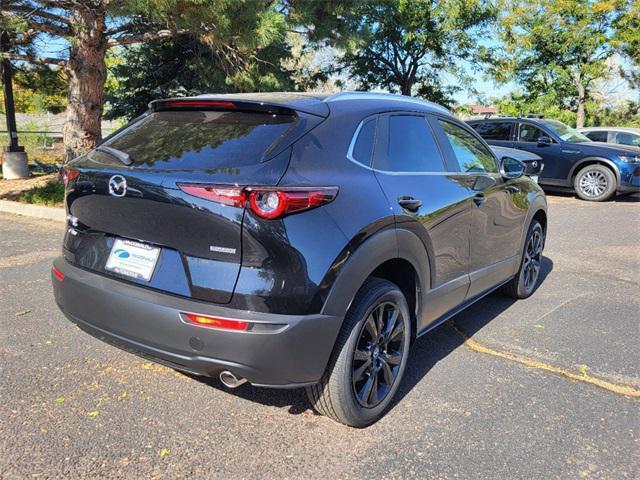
[101,110,296,169]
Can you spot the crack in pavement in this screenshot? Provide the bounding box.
[452,324,640,399]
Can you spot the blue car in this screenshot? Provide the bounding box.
[467,116,640,201]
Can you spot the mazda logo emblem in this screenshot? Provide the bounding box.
[108,175,127,197]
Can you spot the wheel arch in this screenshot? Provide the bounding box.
[320,227,431,342]
[569,157,620,184]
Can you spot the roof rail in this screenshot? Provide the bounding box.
[525,114,545,119]
[325,91,450,115]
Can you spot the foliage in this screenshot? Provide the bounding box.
[495,91,640,127]
[337,0,496,103]
[613,0,640,89]
[18,180,64,206]
[104,33,293,120]
[488,0,629,127]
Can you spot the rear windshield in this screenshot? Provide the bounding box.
[97,110,296,168]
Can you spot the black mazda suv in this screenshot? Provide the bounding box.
[52,92,548,427]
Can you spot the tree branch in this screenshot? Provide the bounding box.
[1,5,71,24]
[107,29,183,47]
[0,51,67,67]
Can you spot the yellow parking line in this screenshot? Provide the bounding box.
[452,325,640,398]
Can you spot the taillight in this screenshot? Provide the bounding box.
[178,184,338,219]
[62,167,79,186]
[163,100,236,109]
[183,313,249,331]
[178,184,246,207]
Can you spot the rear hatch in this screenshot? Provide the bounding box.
[63,98,325,303]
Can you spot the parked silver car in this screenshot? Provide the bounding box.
[578,127,640,148]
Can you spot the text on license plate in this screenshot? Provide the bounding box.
[105,239,160,281]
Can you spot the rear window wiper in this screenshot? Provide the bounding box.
[95,145,133,166]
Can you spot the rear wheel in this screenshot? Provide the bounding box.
[306,278,411,427]
[574,164,616,201]
[503,220,545,299]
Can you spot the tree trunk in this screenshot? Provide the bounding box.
[576,82,586,128]
[62,6,108,162]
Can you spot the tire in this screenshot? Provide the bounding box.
[574,164,616,201]
[502,220,545,299]
[306,277,411,427]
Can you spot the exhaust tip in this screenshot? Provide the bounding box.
[219,370,247,389]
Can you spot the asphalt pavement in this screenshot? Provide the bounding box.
[1,193,638,479]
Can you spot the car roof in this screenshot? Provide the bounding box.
[579,127,640,134]
[191,91,452,117]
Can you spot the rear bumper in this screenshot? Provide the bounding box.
[52,257,343,387]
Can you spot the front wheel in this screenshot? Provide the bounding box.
[306,278,411,427]
[574,164,616,201]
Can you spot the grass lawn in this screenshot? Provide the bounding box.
[17,180,65,207]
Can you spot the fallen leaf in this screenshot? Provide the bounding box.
[533,324,545,329]
[45,340,54,345]
[159,448,170,458]
[141,363,154,369]
[88,410,99,418]
[15,309,32,317]
[579,364,589,376]
[54,396,65,404]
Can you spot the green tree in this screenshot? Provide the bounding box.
[613,0,640,90]
[1,1,288,161]
[337,0,496,103]
[105,32,293,120]
[489,0,628,128]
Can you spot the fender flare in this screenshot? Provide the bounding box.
[320,228,431,319]
[516,194,548,270]
[568,157,621,184]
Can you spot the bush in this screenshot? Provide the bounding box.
[18,180,64,206]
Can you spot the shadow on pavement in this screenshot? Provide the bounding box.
[189,256,554,420]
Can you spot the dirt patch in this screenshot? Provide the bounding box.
[0,174,59,201]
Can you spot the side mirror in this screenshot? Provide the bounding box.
[500,156,526,180]
[537,136,553,146]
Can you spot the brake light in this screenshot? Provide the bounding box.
[178,184,338,219]
[184,313,249,331]
[62,168,79,186]
[51,266,64,281]
[163,100,236,109]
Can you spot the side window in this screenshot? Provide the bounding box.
[350,118,376,166]
[438,120,498,173]
[518,123,549,143]
[615,131,640,147]
[585,130,608,142]
[374,115,445,172]
[472,121,513,141]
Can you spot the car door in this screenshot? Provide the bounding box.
[514,122,566,181]
[432,117,528,299]
[371,113,474,329]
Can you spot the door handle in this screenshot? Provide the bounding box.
[397,196,423,212]
[473,193,485,207]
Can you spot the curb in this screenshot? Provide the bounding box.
[0,200,65,222]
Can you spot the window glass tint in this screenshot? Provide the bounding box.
[351,118,375,165]
[102,110,295,169]
[540,119,590,142]
[375,115,445,172]
[585,130,608,142]
[472,122,513,140]
[438,120,498,173]
[518,124,548,143]
[615,131,640,146]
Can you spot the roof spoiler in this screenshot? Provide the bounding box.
[149,97,330,118]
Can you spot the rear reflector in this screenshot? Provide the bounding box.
[184,313,249,331]
[178,184,338,219]
[52,266,65,281]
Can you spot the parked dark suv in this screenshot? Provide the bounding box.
[467,116,640,201]
[52,92,547,427]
